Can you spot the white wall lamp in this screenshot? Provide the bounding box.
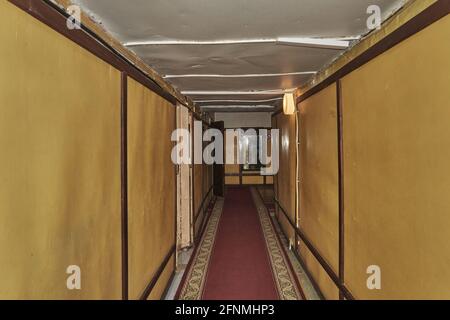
[283,92,296,115]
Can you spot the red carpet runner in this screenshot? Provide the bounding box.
[177,186,303,300]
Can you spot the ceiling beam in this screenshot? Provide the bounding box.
[276,37,353,50]
[195,97,283,103]
[182,89,295,95]
[163,71,316,79]
[200,105,276,112]
[124,39,274,46]
[124,37,352,50]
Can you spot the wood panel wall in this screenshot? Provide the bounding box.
[127,77,176,300]
[0,1,122,299]
[274,114,297,243]
[193,163,204,237]
[341,13,450,299]
[298,84,339,300]
[0,1,182,300]
[192,124,215,240]
[289,10,450,299]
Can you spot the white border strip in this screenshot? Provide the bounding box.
[195,97,283,103]
[164,71,316,79]
[182,89,295,95]
[124,37,351,50]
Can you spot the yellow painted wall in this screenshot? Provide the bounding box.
[127,77,176,299]
[225,164,240,175]
[294,12,450,300]
[224,133,240,184]
[147,255,175,300]
[195,142,214,235]
[274,114,297,242]
[242,176,264,185]
[225,176,240,185]
[0,1,122,299]
[193,163,204,237]
[298,84,339,300]
[342,14,450,299]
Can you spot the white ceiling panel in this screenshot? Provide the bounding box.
[166,73,313,92]
[73,0,405,110]
[130,43,337,75]
[74,0,405,42]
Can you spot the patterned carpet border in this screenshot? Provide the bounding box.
[177,197,224,300]
[177,189,304,300]
[251,188,305,300]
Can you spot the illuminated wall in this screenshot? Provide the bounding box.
[289,11,450,299]
[0,1,182,300]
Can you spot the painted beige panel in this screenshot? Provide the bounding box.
[342,15,450,299]
[272,116,280,220]
[193,164,203,215]
[225,133,240,175]
[0,1,121,299]
[147,255,175,300]
[275,113,296,242]
[215,112,272,129]
[203,164,211,195]
[127,77,175,300]
[204,164,213,206]
[225,176,240,185]
[300,248,339,300]
[225,164,240,174]
[298,83,339,300]
[242,176,264,185]
[194,209,205,236]
[193,163,204,237]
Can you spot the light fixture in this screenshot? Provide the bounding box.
[283,93,296,115]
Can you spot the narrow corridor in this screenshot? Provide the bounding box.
[3,0,450,303]
[177,187,304,300]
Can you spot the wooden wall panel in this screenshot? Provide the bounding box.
[225,176,240,185]
[208,165,214,196]
[193,163,204,236]
[342,14,450,299]
[193,127,215,238]
[275,113,297,242]
[298,84,339,300]
[243,176,264,185]
[272,117,279,210]
[224,133,240,182]
[225,164,240,175]
[0,1,122,299]
[147,255,175,300]
[127,77,175,300]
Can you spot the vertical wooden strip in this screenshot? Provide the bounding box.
[336,80,345,300]
[120,72,129,300]
[295,109,300,252]
[190,112,194,244]
[273,116,279,213]
[174,104,178,271]
[201,125,205,219]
